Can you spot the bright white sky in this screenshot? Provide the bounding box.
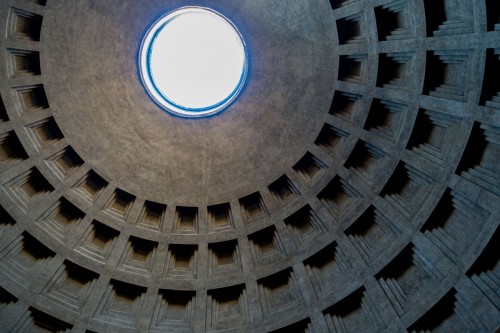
[150,10,246,110]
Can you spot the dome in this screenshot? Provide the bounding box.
[0,0,498,332]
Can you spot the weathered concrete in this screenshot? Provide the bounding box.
[0,0,498,332]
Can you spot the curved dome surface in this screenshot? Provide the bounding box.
[0,0,498,332]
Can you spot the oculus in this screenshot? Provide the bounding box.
[139,7,248,117]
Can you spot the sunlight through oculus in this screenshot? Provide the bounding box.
[139,7,248,117]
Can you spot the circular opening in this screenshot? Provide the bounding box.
[139,7,248,117]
